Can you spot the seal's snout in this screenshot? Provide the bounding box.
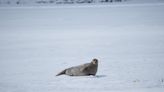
[92,58,98,64]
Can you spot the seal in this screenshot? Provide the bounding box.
[56,58,98,76]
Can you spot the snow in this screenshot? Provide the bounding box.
[0,2,164,92]
[1,0,164,7]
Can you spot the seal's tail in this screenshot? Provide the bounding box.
[56,69,66,76]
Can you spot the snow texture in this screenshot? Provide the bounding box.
[0,1,164,92]
[0,0,164,7]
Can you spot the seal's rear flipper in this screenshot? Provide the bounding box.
[56,69,66,76]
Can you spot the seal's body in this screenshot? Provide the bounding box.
[56,59,98,76]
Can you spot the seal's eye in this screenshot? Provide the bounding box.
[92,61,96,64]
[93,58,98,62]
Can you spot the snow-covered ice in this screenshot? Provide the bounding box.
[0,2,164,92]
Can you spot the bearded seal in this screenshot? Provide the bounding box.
[56,58,98,76]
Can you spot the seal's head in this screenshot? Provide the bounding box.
[91,58,98,65]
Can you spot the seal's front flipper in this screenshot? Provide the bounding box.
[80,67,89,72]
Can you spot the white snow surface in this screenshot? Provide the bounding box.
[0,0,164,7]
[0,3,164,92]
